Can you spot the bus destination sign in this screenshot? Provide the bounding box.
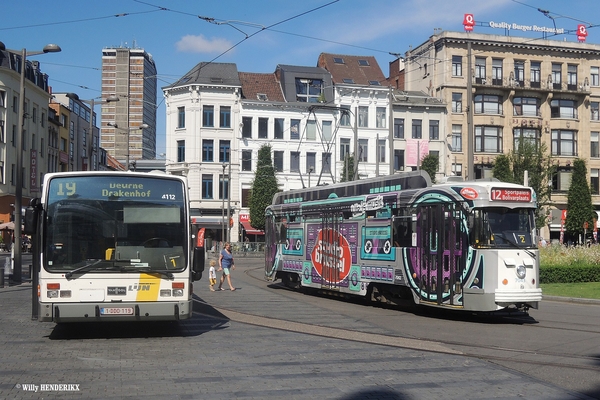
[490,188,531,202]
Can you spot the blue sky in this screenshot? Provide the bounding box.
[2,0,599,156]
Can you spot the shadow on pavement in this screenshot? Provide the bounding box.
[47,295,230,340]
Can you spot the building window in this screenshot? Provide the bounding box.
[307,120,316,141]
[377,139,386,162]
[220,106,231,128]
[202,139,214,162]
[513,97,540,117]
[0,90,5,108]
[274,118,284,139]
[242,149,252,171]
[452,93,462,113]
[591,169,600,195]
[492,59,503,85]
[394,149,405,171]
[306,152,316,173]
[340,106,351,126]
[340,138,350,161]
[290,151,300,172]
[274,151,284,172]
[202,174,213,199]
[513,128,539,150]
[393,118,404,139]
[475,57,486,83]
[322,152,331,173]
[0,120,4,143]
[553,169,572,192]
[551,130,577,156]
[295,78,323,103]
[475,126,503,153]
[514,61,525,86]
[429,120,439,140]
[411,120,422,139]
[530,61,541,88]
[219,140,230,162]
[290,119,300,140]
[475,94,503,114]
[591,132,599,158]
[323,121,332,142]
[241,188,251,207]
[177,106,185,128]
[376,107,386,128]
[358,139,368,162]
[203,105,214,127]
[550,99,577,119]
[219,174,229,200]
[591,102,600,121]
[567,64,578,90]
[241,116,252,138]
[451,124,462,152]
[552,63,562,89]
[177,140,185,162]
[591,66,599,87]
[258,117,268,139]
[452,55,462,77]
[452,163,463,177]
[358,106,368,127]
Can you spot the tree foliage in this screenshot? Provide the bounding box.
[249,144,280,231]
[492,138,553,229]
[420,154,439,184]
[340,154,356,182]
[565,158,595,242]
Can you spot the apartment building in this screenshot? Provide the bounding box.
[0,47,53,227]
[101,46,157,164]
[163,54,446,243]
[400,30,600,239]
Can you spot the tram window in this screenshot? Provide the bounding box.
[393,215,413,247]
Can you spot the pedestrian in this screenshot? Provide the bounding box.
[218,242,236,291]
[208,259,217,291]
[244,236,250,257]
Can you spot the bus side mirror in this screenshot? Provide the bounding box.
[24,198,41,235]
[192,247,205,281]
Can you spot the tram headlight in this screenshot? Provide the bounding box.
[516,265,527,279]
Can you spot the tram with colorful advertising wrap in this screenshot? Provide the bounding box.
[24,171,204,323]
[264,171,542,312]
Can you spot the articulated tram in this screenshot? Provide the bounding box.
[264,171,542,312]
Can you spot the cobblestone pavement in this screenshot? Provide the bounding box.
[0,258,594,399]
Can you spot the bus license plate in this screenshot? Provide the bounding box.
[100,307,134,316]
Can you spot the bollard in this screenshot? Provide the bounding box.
[0,268,4,288]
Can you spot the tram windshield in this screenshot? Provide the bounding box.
[470,207,535,249]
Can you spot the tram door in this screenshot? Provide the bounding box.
[319,210,342,290]
[417,203,465,306]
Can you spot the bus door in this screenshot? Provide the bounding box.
[417,202,465,306]
[319,210,342,291]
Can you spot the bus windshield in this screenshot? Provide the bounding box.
[470,207,535,249]
[44,176,187,273]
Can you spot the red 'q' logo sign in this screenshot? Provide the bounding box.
[311,228,352,283]
[463,14,475,31]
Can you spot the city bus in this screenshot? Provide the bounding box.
[265,171,542,312]
[24,171,204,323]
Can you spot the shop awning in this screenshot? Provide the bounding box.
[240,220,264,235]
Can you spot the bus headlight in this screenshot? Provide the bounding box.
[516,265,526,279]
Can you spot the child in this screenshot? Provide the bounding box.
[208,259,217,291]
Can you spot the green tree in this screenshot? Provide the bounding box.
[340,154,356,182]
[491,154,514,183]
[249,144,280,231]
[565,158,595,243]
[420,154,439,184]
[493,138,553,230]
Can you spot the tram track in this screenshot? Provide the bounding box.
[193,266,600,374]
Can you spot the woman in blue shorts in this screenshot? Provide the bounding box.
[218,242,236,291]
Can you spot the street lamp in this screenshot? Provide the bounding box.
[308,166,314,188]
[107,122,149,170]
[0,41,61,284]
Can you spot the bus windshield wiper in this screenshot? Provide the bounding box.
[119,266,174,279]
[65,259,106,279]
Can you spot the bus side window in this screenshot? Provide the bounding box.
[393,214,413,247]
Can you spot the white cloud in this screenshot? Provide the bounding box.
[175,34,234,54]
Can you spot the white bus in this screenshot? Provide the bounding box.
[24,171,204,323]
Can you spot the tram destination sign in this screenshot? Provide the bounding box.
[490,188,531,202]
